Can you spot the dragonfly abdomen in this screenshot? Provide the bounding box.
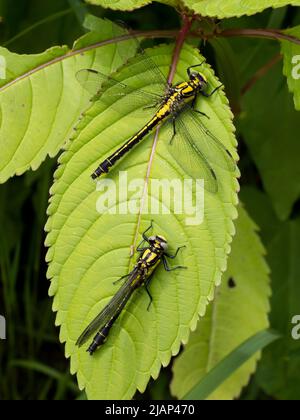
[91,108,168,180]
[87,289,134,355]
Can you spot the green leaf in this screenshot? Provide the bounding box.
[281,25,300,111]
[0,19,135,183]
[45,43,239,400]
[182,0,300,19]
[256,218,300,400]
[239,60,300,220]
[171,206,271,400]
[182,330,280,400]
[83,0,153,10]
[209,38,242,115]
[240,186,280,244]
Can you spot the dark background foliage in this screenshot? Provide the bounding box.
[0,0,300,400]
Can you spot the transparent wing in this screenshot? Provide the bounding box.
[76,68,164,118]
[77,68,162,102]
[76,23,170,115]
[182,109,236,172]
[76,271,136,347]
[166,117,219,194]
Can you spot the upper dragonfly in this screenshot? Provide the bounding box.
[76,34,236,193]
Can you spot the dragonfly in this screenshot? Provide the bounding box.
[76,32,236,193]
[76,222,186,355]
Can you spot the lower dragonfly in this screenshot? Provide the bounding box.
[76,222,186,355]
[76,29,236,193]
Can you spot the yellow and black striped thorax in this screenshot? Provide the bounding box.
[138,235,168,270]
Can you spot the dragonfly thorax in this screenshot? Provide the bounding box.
[174,72,207,101]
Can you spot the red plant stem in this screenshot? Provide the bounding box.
[216,28,300,46]
[167,15,194,84]
[242,53,283,95]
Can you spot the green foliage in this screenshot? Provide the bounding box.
[84,0,152,10]
[239,59,300,221]
[45,43,239,399]
[241,188,300,400]
[183,0,300,18]
[0,19,136,183]
[182,330,280,400]
[257,219,300,399]
[86,0,300,18]
[171,206,271,400]
[281,25,300,110]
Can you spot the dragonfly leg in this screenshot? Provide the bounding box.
[142,220,154,242]
[169,116,177,145]
[137,244,147,252]
[202,84,223,98]
[113,273,130,285]
[165,245,186,259]
[187,62,206,77]
[143,103,159,111]
[144,276,154,311]
[162,255,187,272]
[191,95,210,119]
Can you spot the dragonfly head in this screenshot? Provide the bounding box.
[148,235,168,252]
[189,71,208,92]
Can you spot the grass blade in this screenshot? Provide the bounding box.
[183,329,281,400]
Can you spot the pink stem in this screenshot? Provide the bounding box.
[131,15,193,255]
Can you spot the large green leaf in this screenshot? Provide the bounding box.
[45,43,239,399]
[85,0,300,16]
[183,0,300,19]
[281,26,300,111]
[240,186,280,244]
[83,0,153,10]
[171,206,270,400]
[182,330,279,400]
[256,218,300,400]
[240,187,300,399]
[239,60,300,220]
[0,19,135,183]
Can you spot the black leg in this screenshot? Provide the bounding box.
[187,62,206,77]
[113,273,130,285]
[142,220,154,242]
[143,103,158,111]
[191,95,210,119]
[137,244,147,252]
[162,256,187,272]
[169,117,177,145]
[193,109,210,119]
[144,275,154,311]
[165,245,186,260]
[202,84,223,98]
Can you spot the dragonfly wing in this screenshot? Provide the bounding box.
[181,109,236,172]
[76,68,163,117]
[165,117,219,194]
[76,273,136,347]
